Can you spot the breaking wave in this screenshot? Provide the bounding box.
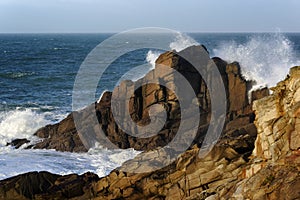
[213,33,299,87]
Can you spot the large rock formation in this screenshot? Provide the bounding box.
[2,46,300,200]
[13,45,255,153]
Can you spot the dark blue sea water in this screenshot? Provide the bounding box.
[0,34,109,119]
[0,32,299,180]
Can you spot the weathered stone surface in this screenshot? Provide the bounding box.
[252,66,300,161]
[226,62,249,112]
[233,164,300,200]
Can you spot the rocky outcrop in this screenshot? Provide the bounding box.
[3,47,300,200]
[86,67,300,200]
[15,45,255,153]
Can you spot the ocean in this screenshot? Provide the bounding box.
[0,32,299,180]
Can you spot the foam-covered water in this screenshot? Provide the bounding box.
[0,32,300,180]
[0,109,50,146]
[0,146,139,180]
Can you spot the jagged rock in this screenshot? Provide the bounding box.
[238,165,300,200]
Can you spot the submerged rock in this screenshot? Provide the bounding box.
[6,138,30,149]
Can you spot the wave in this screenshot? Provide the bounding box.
[0,71,36,79]
[0,109,50,146]
[53,47,69,51]
[213,32,299,87]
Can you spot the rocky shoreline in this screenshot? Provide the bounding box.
[1,45,300,199]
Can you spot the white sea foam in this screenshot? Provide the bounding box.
[213,33,299,87]
[0,109,50,146]
[0,108,140,180]
[0,147,140,180]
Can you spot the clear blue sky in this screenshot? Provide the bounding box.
[0,0,299,33]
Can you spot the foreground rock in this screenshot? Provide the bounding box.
[0,172,99,200]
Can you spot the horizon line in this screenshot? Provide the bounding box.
[1,31,300,34]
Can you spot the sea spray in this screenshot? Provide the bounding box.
[123,33,200,81]
[170,32,199,52]
[213,32,298,87]
[146,32,200,68]
[146,50,161,68]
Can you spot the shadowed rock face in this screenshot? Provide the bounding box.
[8,46,300,200]
[0,171,99,200]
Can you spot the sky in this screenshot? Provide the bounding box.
[0,0,299,33]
